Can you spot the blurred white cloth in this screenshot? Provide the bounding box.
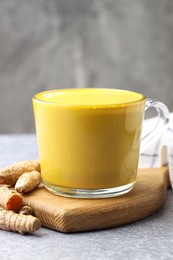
[139,112,173,188]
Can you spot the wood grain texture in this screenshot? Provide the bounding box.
[22,167,170,233]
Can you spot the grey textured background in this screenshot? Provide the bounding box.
[0,0,173,133]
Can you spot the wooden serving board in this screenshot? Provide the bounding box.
[22,167,170,233]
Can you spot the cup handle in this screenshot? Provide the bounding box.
[140,98,170,154]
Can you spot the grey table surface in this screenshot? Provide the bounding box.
[0,135,173,260]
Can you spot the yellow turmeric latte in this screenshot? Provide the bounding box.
[33,88,145,190]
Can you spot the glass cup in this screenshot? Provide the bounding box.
[32,88,169,198]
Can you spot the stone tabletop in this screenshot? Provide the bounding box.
[0,135,173,260]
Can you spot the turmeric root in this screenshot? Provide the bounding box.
[0,187,23,212]
[19,206,34,215]
[0,206,41,234]
[0,160,40,186]
[15,171,41,194]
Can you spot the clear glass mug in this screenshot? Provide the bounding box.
[33,88,169,198]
